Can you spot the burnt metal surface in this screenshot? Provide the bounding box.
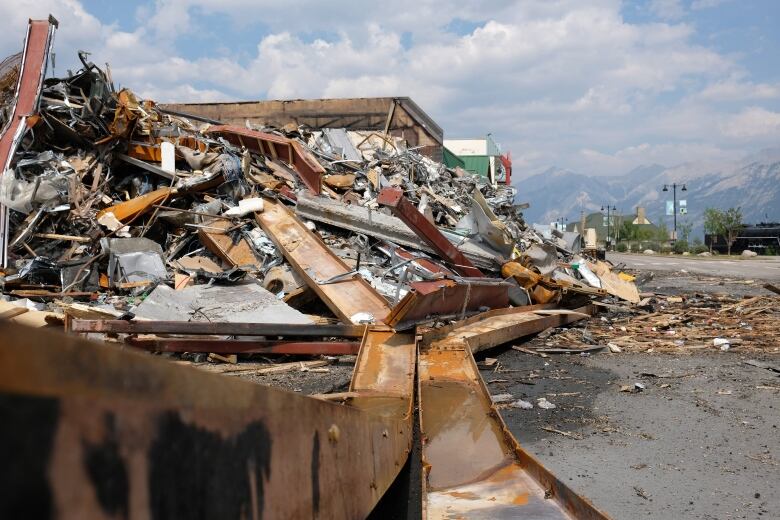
[256,197,392,324]
[384,279,510,330]
[205,125,324,194]
[377,188,483,278]
[0,322,411,519]
[126,338,361,355]
[417,305,609,519]
[71,319,366,337]
[0,17,57,267]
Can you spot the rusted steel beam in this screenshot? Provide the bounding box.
[0,17,57,267]
[70,319,366,337]
[421,304,595,354]
[417,305,610,519]
[126,337,361,355]
[347,328,416,462]
[418,347,609,519]
[0,322,411,518]
[384,279,510,330]
[197,219,261,268]
[377,188,483,278]
[256,198,392,324]
[205,125,324,194]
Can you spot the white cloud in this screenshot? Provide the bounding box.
[691,0,733,10]
[697,79,780,101]
[649,0,686,20]
[0,0,775,178]
[720,107,780,139]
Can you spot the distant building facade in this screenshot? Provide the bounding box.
[162,96,444,161]
[443,135,511,184]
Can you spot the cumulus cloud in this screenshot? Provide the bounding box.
[0,0,774,178]
[648,0,687,20]
[720,107,780,139]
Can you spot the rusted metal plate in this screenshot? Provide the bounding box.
[0,18,57,267]
[256,198,392,324]
[197,219,261,269]
[377,188,483,278]
[384,279,510,329]
[418,320,609,519]
[0,322,411,519]
[205,125,323,194]
[126,337,361,355]
[70,319,366,337]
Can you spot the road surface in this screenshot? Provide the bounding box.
[608,252,780,281]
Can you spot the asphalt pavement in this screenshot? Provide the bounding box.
[608,252,780,281]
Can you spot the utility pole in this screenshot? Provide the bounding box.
[601,204,616,250]
[662,183,687,242]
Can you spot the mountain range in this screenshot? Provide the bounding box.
[514,148,780,238]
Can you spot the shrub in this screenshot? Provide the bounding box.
[691,244,708,254]
[672,240,689,254]
[616,242,628,252]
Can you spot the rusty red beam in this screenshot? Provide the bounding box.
[70,319,366,337]
[205,125,323,194]
[384,279,509,329]
[377,188,483,278]
[0,17,57,267]
[125,338,360,355]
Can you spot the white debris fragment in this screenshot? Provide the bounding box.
[536,397,556,409]
[491,393,514,404]
[510,399,534,409]
[223,197,264,216]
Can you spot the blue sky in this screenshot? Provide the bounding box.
[1,0,778,177]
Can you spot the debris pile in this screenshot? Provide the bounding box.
[0,51,639,337]
[519,293,779,354]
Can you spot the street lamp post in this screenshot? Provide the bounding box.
[662,183,687,242]
[601,205,616,250]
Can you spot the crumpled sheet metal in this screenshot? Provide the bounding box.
[205,125,324,194]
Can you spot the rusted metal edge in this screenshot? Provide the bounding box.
[417,304,609,519]
[125,338,361,355]
[419,302,559,345]
[384,279,510,330]
[256,197,392,324]
[70,319,366,337]
[377,187,483,278]
[0,17,57,268]
[418,345,610,519]
[0,322,410,518]
[205,125,324,194]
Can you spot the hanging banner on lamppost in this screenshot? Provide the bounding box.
[666,200,674,216]
[679,199,687,215]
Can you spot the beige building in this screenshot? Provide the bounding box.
[161,96,444,161]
